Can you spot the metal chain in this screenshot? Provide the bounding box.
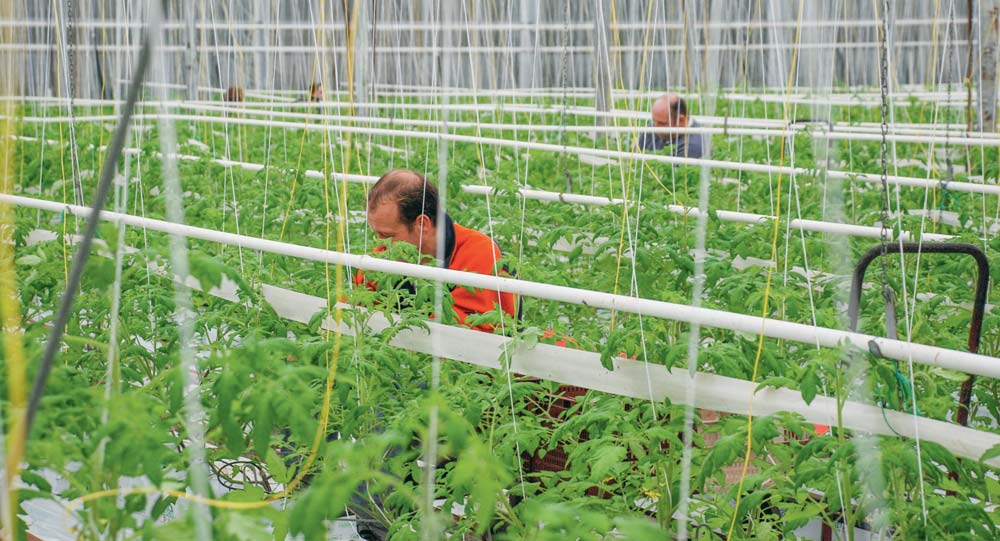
[66,0,84,206]
[557,0,571,190]
[877,0,892,294]
[68,0,75,100]
[560,0,570,94]
[941,7,958,201]
[875,0,905,407]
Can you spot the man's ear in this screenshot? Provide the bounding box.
[415,214,434,233]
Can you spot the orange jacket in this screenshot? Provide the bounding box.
[354,215,517,332]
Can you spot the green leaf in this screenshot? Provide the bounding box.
[144,447,164,485]
[189,252,226,291]
[612,516,667,538]
[19,470,52,493]
[599,328,628,371]
[755,376,795,393]
[929,366,969,383]
[149,495,176,521]
[224,513,271,541]
[590,444,627,479]
[800,366,820,405]
[15,254,42,266]
[251,394,275,457]
[599,347,614,371]
[265,448,290,484]
[452,442,511,535]
[980,443,1000,462]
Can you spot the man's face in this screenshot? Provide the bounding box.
[367,201,428,254]
[652,104,682,129]
[652,109,671,128]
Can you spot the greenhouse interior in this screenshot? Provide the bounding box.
[3,0,1000,540]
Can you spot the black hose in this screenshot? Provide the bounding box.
[23,18,156,437]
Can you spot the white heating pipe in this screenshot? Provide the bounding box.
[32,227,998,467]
[258,285,1000,468]
[16,97,996,143]
[0,17,956,32]
[366,82,982,99]
[0,40,951,55]
[93,148,962,242]
[16,112,1000,195]
[24,102,1000,147]
[228,100,1000,138]
[18,99,999,142]
[460,185,954,241]
[3,193,998,379]
[65,112,1000,196]
[157,103,1000,147]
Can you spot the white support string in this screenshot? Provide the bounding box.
[457,0,527,502]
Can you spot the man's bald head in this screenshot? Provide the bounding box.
[651,94,688,136]
[368,168,440,227]
[366,169,442,256]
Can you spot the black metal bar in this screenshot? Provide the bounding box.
[847,242,990,426]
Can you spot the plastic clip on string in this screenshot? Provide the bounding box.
[937,163,956,212]
[865,287,919,416]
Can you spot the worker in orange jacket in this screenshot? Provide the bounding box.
[354,169,517,332]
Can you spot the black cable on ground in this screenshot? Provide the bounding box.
[23,13,158,437]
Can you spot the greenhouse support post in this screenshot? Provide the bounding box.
[983,0,999,132]
[252,0,265,92]
[186,1,196,100]
[592,0,612,128]
[517,0,533,89]
[351,0,370,111]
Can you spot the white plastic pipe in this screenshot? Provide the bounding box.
[169,103,1000,147]
[51,226,997,469]
[0,17,956,32]
[123,250,1000,467]
[0,40,950,55]
[126,151,958,242]
[17,97,997,138]
[16,99,995,145]
[25,102,996,146]
[17,112,1000,196]
[253,284,1000,468]
[366,82,983,99]
[4,193,998,379]
[52,140,979,243]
